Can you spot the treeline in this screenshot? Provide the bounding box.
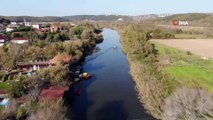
[151,29,175,39]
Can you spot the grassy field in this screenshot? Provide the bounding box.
[0,106,4,113]
[0,82,10,90]
[153,42,213,93]
[175,34,206,39]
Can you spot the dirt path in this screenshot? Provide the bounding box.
[152,39,213,59]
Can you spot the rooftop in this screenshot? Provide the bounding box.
[0,35,6,40]
[12,37,29,41]
[40,86,69,100]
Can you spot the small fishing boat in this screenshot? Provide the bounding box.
[82,72,91,79]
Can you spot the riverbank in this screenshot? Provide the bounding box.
[114,24,176,119]
[114,23,213,119]
[0,24,104,120]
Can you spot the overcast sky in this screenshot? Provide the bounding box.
[1,0,213,16]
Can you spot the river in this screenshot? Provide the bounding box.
[72,29,155,120]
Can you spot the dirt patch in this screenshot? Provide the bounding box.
[152,39,213,59]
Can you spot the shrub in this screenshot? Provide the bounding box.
[186,51,192,55]
[27,101,69,120]
[163,87,213,120]
[16,107,27,120]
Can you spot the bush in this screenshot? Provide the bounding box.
[163,87,213,120]
[186,51,192,55]
[13,26,33,32]
[73,26,84,35]
[27,101,69,120]
[16,107,27,120]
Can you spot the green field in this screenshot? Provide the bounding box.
[175,34,206,39]
[153,42,213,93]
[0,82,10,90]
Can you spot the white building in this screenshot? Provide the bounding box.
[11,38,29,44]
[6,24,20,32]
[25,22,32,27]
[117,18,124,21]
[32,24,41,29]
[10,22,17,25]
[0,36,7,46]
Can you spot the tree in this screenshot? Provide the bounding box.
[81,30,93,40]
[43,44,58,59]
[9,81,29,98]
[38,64,69,86]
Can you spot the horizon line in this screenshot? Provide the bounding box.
[0,12,212,17]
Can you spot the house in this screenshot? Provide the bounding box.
[40,87,69,101]
[0,35,8,46]
[16,61,49,71]
[10,22,17,25]
[117,18,124,21]
[0,90,8,98]
[11,37,29,44]
[32,24,41,30]
[49,54,72,66]
[50,23,64,32]
[6,24,20,32]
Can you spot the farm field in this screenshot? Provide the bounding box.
[152,41,213,93]
[174,34,206,39]
[152,39,213,59]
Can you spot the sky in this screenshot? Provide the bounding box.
[0,0,213,16]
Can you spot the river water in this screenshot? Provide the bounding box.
[72,29,154,120]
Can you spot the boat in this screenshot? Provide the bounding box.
[82,72,91,79]
[74,78,81,83]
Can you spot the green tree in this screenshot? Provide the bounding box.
[9,81,28,98]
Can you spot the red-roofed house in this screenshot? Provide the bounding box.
[11,37,29,44]
[40,87,69,101]
[0,35,8,46]
[0,90,8,98]
[16,61,50,71]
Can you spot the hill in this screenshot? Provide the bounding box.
[0,16,67,22]
[63,15,132,21]
[0,15,132,22]
[156,13,213,26]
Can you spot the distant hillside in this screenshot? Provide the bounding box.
[63,15,132,21]
[156,13,213,26]
[0,15,132,22]
[0,16,67,22]
[132,14,159,21]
